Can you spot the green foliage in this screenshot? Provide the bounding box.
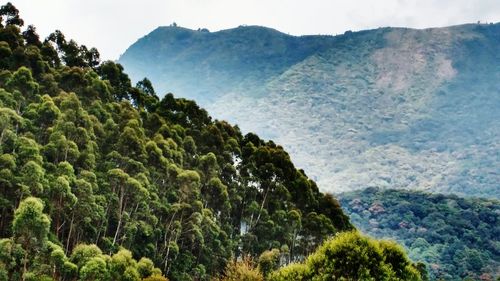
[269,231,424,281]
[0,3,354,280]
[0,2,24,27]
[0,199,165,281]
[143,275,170,281]
[257,249,280,277]
[12,197,50,252]
[79,257,109,281]
[340,188,500,280]
[215,258,263,281]
[267,262,308,281]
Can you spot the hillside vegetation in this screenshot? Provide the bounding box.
[269,231,427,281]
[340,188,500,280]
[120,23,500,198]
[0,3,427,281]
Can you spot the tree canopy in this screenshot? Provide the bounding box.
[0,3,374,281]
[269,231,426,281]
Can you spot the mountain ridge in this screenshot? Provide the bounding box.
[119,22,500,198]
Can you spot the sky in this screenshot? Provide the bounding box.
[5,0,500,60]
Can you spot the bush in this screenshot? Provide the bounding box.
[257,249,280,277]
[268,263,308,281]
[270,231,424,281]
[143,275,170,281]
[214,258,263,281]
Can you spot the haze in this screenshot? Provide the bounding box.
[6,0,500,60]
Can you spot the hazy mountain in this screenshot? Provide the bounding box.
[119,23,500,198]
[118,25,338,103]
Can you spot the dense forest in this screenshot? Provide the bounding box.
[0,3,427,281]
[340,188,499,280]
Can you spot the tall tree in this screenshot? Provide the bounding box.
[0,2,24,27]
[12,197,50,279]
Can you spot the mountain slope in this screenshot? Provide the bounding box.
[119,23,500,198]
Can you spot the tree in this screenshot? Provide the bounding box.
[12,197,50,279]
[257,249,280,277]
[0,107,23,146]
[5,66,39,100]
[19,160,45,197]
[109,249,140,281]
[379,240,422,280]
[143,275,170,281]
[0,41,12,68]
[79,256,109,281]
[137,257,158,278]
[97,61,131,100]
[83,47,100,68]
[270,231,424,281]
[47,175,77,238]
[69,244,104,268]
[0,2,24,27]
[136,78,156,97]
[215,258,263,281]
[0,238,25,280]
[266,263,307,281]
[22,25,41,47]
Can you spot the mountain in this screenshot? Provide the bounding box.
[119,23,500,198]
[118,25,337,104]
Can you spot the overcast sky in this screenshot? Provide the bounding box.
[6,0,500,60]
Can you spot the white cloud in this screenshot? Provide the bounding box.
[5,0,500,60]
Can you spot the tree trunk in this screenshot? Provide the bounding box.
[64,145,69,162]
[65,212,75,255]
[22,240,30,281]
[163,237,172,272]
[55,193,63,238]
[253,183,270,228]
[0,128,5,146]
[95,204,110,244]
[112,187,126,247]
[112,214,122,247]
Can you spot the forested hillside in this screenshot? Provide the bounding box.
[340,188,499,280]
[0,3,428,281]
[120,23,500,198]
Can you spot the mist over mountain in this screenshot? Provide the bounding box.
[119,23,500,198]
